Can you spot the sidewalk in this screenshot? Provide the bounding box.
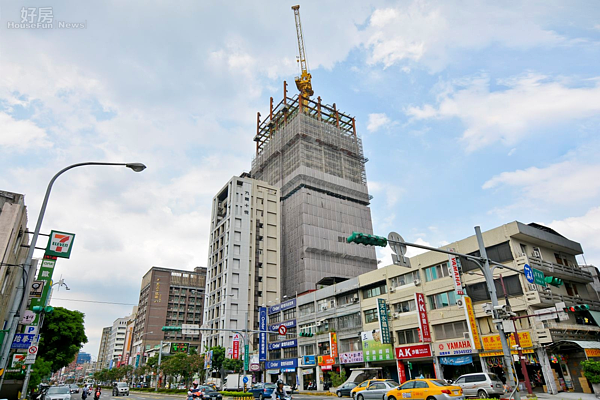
[535,392,597,400]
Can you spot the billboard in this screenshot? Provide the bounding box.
[361,330,394,361]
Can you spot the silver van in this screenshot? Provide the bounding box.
[453,373,504,398]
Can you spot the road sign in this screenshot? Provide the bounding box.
[28,345,38,355]
[182,324,199,335]
[533,268,546,286]
[388,232,411,267]
[278,325,287,336]
[25,325,39,335]
[30,281,45,298]
[243,376,249,384]
[11,334,37,349]
[25,344,39,364]
[244,344,249,370]
[524,264,534,284]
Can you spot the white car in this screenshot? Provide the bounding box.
[113,382,130,396]
[46,386,72,400]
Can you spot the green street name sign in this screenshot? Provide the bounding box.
[533,268,547,287]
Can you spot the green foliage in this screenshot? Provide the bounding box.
[223,358,243,372]
[39,307,88,371]
[146,354,160,370]
[582,360,600,384]
[208,346,226,372]
[220,391,253,397]
[329,369,347,387]
[29,357,53,389]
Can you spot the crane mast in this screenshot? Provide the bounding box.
[292,5,314,98]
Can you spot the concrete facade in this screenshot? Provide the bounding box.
[108,315,129,366]
[97,326,112,370]
[0,190,28,328]
[133,266,206,363]
[251,100,377,297]
[202,176,280,352]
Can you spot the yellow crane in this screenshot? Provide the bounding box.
[292,5,314,99]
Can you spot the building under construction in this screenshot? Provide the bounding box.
[251,88,377,296]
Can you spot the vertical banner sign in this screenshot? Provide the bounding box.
[447,249,465,295]
[30,256,57,323]
[414,293,432,342]
[397,360,406,384]
[259,307,267,362]
[244,344,249,371]
[377,298,391,344]
[45,230,76,258]
[464,296,482,350]
[232,334,240,360]
[329,332,338,358]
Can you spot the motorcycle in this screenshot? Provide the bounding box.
[187,390,202,400]
[93,390,101,400]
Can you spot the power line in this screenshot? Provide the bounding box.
[51,298,137,306]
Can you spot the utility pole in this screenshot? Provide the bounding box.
[155,340,164,392]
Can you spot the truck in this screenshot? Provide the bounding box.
[223,374,249,391]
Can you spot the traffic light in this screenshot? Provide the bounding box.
[347,232,387,247]
[566,304,590,312]
[299,329,313,337]
[545,276,563,287]
[162,326,182,331]
[32,306,54,314]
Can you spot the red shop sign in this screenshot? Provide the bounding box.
[395,344,432,359]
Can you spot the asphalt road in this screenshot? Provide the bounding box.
[123,393,335,400]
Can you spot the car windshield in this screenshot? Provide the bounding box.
[117,383,127,387]
[70,385,78,388]
[48,387,70,394]
[429,380,450,387]
[386,381,399,387]
[265,384,276,389]
[488,374,499,381]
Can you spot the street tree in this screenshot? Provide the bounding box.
[39,307,88,371]
[223,358,243,373]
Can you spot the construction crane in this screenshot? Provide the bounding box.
[291,5,314,99]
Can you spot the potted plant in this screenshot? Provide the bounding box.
[582,360,600,397]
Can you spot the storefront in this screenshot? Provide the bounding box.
[395,344,435,382]
[362,330,397,381]
[265,358,298,385]
[436,339,482,381]
[545,340,600,393]
[339,351,365,377]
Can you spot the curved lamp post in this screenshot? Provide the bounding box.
[0,162,146,392]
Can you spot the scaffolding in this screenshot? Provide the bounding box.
[251,83,368,193]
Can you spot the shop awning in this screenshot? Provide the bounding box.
[588,311,600,327]
[302,368,314,374]
[546,340,600,351]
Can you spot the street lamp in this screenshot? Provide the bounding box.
[0,161,146,393]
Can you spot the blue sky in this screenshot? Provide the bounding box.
[1,0,599,357]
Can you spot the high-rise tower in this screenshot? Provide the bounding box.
[251,88,377,296]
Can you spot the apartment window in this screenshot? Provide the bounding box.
[337,313,361,330]
[299,303,315,316]
[301,344,315,356]
[339,337,362,353]
[397,328,419,345]
[362,283,387,299]
[394,299,416,313]
[391,271,420,287]
[269,349,280,360]
[283,308,296,320]
[428,291,457,310]
[269,313,281,324]
[461,242,514,272]
[318,341,330,356]
[424,262,450,282]
[283,347,298,358]
[433,321,468,340]
[364,309,379,324]
[317,299,328,311]
[337,292,359,306]
[466,275,523,302]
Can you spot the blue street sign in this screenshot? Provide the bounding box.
[243,377,249,384]
[11,334,37,349]
[524,264,534,284]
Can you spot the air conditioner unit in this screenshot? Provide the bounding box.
[389,286,396,293]
[320,305,328,311]
[528,283,538,291]
[463,332,470,339]
[456,298,464,308]
[352,297,359,303]
[315,321,322,327]
[532,249,541,258]
[518,253,526,257]
[393,312,400,319]
[414,279,421,286]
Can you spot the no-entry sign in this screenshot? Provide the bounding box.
[278,325,287,336]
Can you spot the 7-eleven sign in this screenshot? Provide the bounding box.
[45,230,76,258]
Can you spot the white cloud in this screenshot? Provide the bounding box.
[369,181,404,209]
[366,113,391,133]
[483,161,600,205]
[549,207,600,266]
[0,112,52,150]
[406,73,600,152]
[362,1,581,72]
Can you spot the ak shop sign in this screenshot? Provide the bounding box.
[415,293,432,342]
[437,340,474,356]
[395,344,432,359]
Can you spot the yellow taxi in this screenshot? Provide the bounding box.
[351,379,399,399]
[384,379,464,400]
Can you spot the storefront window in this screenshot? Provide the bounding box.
[427,291,457,309]
[424,262,450,282]
[364,308,379,324]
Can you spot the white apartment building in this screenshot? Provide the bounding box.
[108,315,130,367]
[202,174,281,352]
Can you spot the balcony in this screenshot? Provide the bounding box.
[524,289,600,309]
[515,255,593,284]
